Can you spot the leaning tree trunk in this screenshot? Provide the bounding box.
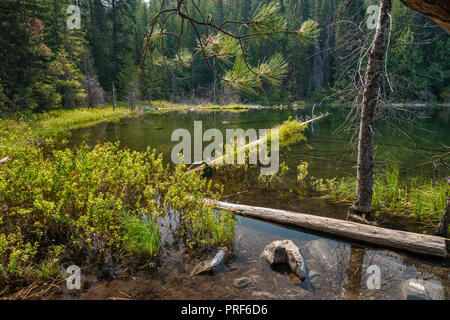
[435,184,449,238]
[351,0,392,216]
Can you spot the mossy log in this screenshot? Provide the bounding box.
[188,113,330,175]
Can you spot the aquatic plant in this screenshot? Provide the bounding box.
[277,116,307,147]
[121,212,160,258]
[258,161,289,190]
[310,165,449,225]
[297,161,309,182]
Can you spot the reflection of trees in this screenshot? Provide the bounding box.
[322,244,407,300]
[346,246,365,299]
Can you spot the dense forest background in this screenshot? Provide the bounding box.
[0,0,449,113]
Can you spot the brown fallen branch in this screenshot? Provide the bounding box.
[189,113,330,174]
[212,200,448,259]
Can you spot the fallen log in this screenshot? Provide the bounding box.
[213,200,448,259]
[188,113,330,174]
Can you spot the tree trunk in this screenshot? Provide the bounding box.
[351,0,392,216]
[399,0,450,31]
[435,193,449,238]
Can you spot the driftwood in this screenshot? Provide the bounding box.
[0,156,10,164]
[213,200,448,259]
[189,113,330,174]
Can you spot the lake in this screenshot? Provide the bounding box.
[61,106,449,300]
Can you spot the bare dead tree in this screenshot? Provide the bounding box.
[349,0,393,217]
[127,80,139,111]
[112,82,117,111]
[433,144,450,237]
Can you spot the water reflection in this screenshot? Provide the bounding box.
[230,217,448,300]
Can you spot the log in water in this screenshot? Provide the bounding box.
[213,200,448,258]
[189,113,330,174]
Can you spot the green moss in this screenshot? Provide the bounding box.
[277,116,307,147]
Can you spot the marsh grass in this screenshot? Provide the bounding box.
[0,107,132,159]
[311,164,449,225]
[121,213,160,258]
[34,107,132,139]
[33,256,61,280]
[140,100,250,111]
[211,211,236,246]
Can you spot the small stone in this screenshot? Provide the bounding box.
[308,270,320,280]
[251,291,277,300]
[233,275,260,289]
[190,250,226,276]
[401,279,445,300]
[233,277,250,288]
[424,280,445,300]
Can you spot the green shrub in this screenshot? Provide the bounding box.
[0,142,234,285]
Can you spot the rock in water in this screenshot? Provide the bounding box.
[232,275,261,289]
[401,278,444,300]
[261,240,307,280]
[190,249,226,276]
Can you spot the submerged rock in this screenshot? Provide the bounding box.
[304,239,349,269]
[401,278,445,300]
[261,240,307,280]
[190,249,226,276]
[232,275,261,289]
[364,250,406,277]
[251,291,277,300]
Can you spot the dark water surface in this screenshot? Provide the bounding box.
[62,106,449,300]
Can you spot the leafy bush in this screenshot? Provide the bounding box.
[0,142,234,285]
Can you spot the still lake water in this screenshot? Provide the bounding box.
[63,106,449,300]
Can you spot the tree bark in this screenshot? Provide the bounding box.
[399,0,450,31]
[435,192,449,238]
[351,0,392,216]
